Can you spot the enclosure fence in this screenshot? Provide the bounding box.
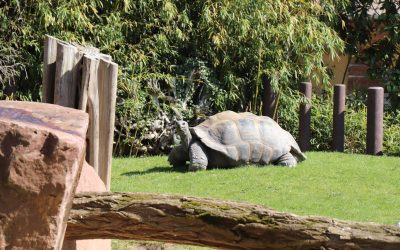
[42,35,117,190]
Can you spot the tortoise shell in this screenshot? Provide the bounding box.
[190,111,305,164]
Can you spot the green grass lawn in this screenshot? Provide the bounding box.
[112,152,400,225]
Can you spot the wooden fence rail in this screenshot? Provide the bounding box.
[42,35,117,190]
[67,192,400,250]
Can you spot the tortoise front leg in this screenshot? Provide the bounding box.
[189,141,208,171]
[168,145,189,167]
[276,152,297,167]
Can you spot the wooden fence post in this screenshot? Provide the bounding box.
[42,35,60,103]
[333,84,346,152]
[79,55,100,173]
[54,42,79,108]
[262,76,277,119]
[98,59,118,190]
[42,36,117,191]
[299,82,312,152]
[366,87,384,155]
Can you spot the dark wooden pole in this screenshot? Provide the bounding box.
[333,84,346,152]
[299,82,312,152]
[367,87,384,155]
[262,76,277,119]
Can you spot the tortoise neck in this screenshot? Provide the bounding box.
[178,127,192,150]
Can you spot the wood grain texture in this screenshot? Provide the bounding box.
[42,35,60,103]
[79,55,100,173]
[67,192,400,250]
[97,59,118,190]
[54,42,79,108]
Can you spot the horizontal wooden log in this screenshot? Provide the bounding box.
[67,192,400,250]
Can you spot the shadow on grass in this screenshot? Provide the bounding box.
[121,165,188,176]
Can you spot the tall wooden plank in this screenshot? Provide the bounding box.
[79,55,100,173]
[99,53,112,61]
[98,59,118,190]
[54,42,79,108]
[42,35,60,103]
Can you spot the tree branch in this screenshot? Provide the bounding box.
[67,192,400,250]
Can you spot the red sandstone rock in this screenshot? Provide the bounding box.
[62,162,111,250]
[0,101,88,249]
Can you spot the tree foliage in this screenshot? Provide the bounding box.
[339,0,400,109]
[0,0,346,155]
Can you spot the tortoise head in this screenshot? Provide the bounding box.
[175,120,192,149]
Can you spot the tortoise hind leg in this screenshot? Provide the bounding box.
[189,141,208,171]
[276,152,297,167]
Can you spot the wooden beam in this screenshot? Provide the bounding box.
[54,41,79,108]
[42,35,60,103]
[97,59,118,190]
[67,192,400,250]
[79,55,100,173]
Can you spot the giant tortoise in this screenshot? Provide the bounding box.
[168,111,306,171]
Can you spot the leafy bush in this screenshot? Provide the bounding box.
[340,0,400,109]
[310,90,334,151]
[0,0,348,156]
[384,111,400,156]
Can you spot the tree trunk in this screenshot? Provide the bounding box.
[66,192,400,250]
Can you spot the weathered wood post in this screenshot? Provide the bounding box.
[42,35,60,103]
[41,36,117,191]
[299,82,312,151]
[79,55,100,173]
[333,84,346,152]
[262,76,277,119]
[366,87,384,155]
[98,59,118,190]
[54,41,79,108]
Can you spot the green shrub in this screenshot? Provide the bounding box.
[344,105,367,154]
[384,111,400,156]
[339,0,400,109]
[0,0,347,156]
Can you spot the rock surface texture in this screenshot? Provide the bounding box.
[0,101,88,249]
[62,162,111,250]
